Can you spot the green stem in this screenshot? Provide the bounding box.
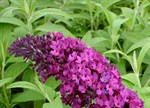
[38,84,52,103]
[1,43,10,108]
[131,0,140,31]
[2,64,9,108]
[135,73,141,88]
[35,77,52,103]
[23,0,33,34]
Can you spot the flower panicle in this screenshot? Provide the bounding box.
[9,32,144,108]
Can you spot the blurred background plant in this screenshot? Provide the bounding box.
[0,0,149,108]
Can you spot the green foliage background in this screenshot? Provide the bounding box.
[0,0,150,108]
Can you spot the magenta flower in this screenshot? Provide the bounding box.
[9,32,144,108]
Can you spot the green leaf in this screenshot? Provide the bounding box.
[100,0,120,8]
[10,0,23,8]
[95,3,117,26]
[23,0,30,19]
[0,7,18,17]
[6,56,24,64]
[14,26,29,38]
[121,73,139,87]
[104,50,135,72]
[31,8,71,23]
[0,17,27,30]
[63,104,71,108]
[122,78,135,89]
[35,0,56,8]
[121,7,134,18]
[0,94,5,104]
[35,78,55,103]
[103,10,117,26]
[66,2,88,10]
[43,103,52,108]
[116,59,126,75]
[43,96,63,108]
[121,7,134,29]
[111,18,129,44]
[81,31,92,47]
[35,23,74,38]
[4,62,29,82]
[91,37,107,47]
[0,23,12,42]
[141,66,150,87]
[0,23,12,62]
[7,81,41,93]
[11,90,45,103]
[0,78,12,88]
[112,18,129,35]
[45,76,61,90]
[122,31,149,44]
[22,68,35,83]
[137,87,150,108]
[126,37,150,54]
[34,100,45,108]
[137,43,150,72]
[0,0,9,8]
[71,13,91,21]
[143,54,150,65]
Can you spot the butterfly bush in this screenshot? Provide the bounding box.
[9,32,144,108]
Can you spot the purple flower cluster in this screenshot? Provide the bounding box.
[9,32,144,108]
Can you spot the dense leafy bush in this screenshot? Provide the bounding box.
[0,0,150,108]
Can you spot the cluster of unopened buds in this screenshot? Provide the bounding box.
[9,32,144,108]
